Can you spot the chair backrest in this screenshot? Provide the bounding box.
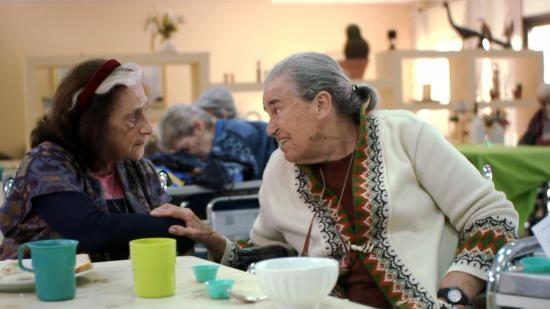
[169,180,262,220]
[206,194,260,241]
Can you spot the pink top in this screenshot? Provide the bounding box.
[93,169,125,199]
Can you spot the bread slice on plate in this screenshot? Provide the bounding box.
[75,253,92,273]
[0,253,93,282]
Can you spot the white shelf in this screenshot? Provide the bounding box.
[375,49,543,107]
[399,102,454,111]
[209,82,264,92]
[477,99,538,109]
[374,49,543,144]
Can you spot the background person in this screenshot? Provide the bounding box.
[519,82,550,145]
[0,58,194,261]
[152,52,518,308]
[193,86,237,119]
[156,104,277,184]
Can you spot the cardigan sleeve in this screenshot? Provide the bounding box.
[410,121,518,280]
[220,150,296,267]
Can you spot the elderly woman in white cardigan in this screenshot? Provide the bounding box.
[152,52,518,308]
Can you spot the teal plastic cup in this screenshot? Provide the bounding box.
[520,256,550,273]
[17,239,78,301]
[191,264,219,282]
[205,279,235,299]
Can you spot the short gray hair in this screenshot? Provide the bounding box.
[193,86,237,119]
[158,104,213,150]
[265,52,377,123]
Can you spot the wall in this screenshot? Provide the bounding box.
[523,0,550,17]
[0,0,413,158]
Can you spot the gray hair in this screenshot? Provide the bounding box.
[265,52,377,123]
[193,86,237,119]
[158,104,213,150]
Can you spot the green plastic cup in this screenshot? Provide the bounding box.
[520,256,550,273]
[17,239,78,301]
[130,238,176,298]
[205,279,235,299]
[191,264,219,282]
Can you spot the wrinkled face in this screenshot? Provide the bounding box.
[170,126,210,158]
[105,85,152,163]
[263,75,322,164]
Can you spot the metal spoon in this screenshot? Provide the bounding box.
[246,262,256,275]
[231,291,267,303]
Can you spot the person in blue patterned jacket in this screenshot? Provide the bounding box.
[157,104,277,185]
[0,58,194,261]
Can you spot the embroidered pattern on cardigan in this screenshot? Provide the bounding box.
[295,111,435,308]
[295,168,347,258]
[453,216,517,271]
[354,113,433,308]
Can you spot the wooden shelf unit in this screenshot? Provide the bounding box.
[375,49,543,108]
[24,52,210,148]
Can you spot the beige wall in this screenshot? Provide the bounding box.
[0,0,413,158]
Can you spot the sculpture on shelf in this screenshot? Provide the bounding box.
[513,83,522,99]
[479,19,492,49]
[387,29,397,50]
[344,24,369,59]
[339,24,370,79]
[503,21,514,48]
[489,64,501,101]
[443,2,511,49]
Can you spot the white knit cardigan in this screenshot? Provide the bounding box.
[222,109,518,308]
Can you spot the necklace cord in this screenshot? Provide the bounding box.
[301,151,356,257]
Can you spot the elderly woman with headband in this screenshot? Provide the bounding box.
[0,58,194,261]
[151,52,518,308]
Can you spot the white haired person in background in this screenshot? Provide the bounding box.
[151,52,518,308]
[157,105,277,183]
[0,59,194,261]
[193,86,237,119]
[519,82,550,145]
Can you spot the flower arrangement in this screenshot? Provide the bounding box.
[144,11,184,52]
[482,109,510,129]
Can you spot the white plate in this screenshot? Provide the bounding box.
[0,260,94,292]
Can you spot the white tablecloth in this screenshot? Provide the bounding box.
[0,255,371,308]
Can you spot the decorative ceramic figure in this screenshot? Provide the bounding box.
[387,29,397,50]
[443,2,511,49]
[513,83,522,99]
[339,24,370,79]
[489,123,505,144]
[344,24,369,59]
[256,61,262,83]
[469,103,486,144]
[490,64,501,101]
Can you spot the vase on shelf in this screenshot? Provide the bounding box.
[489,123,505,144]
[157,38,178,53]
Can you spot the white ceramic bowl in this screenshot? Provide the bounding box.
[255,257,339,309]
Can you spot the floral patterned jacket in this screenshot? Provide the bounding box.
[0,142,170,261]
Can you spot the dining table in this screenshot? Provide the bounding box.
[0,255,371,308]
[455,144,550,235]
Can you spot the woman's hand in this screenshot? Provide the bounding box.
[438,271,484,308]
[151,204,226,261]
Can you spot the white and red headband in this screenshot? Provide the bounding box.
[70,59,143,111]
